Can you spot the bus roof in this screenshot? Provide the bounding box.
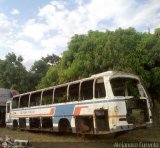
[12,71,139,99]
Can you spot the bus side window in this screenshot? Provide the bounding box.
[30,91,41,106]
[95,78,106,99]
[42,89,54,105]
[12,96,20,109]
[68,83,80,101]
[20,94,29,108]
[81,80,94,100]
[54,85,67,103]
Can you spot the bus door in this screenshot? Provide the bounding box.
[94,78,110,132]
[6,101,11,123]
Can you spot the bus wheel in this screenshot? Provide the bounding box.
[58,119,72,133]
[13,120,18,129]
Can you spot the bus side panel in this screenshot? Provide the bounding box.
[108,100,131,132]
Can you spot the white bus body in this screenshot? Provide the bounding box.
[6,71,152,134]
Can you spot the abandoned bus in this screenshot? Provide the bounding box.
[6,71,152,134]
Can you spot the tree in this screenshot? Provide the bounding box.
[155,28,160,38]
[29,60,49,89]
[0,53,29,93]
[37,66,58,89]
[37,28,160,101]
[42,54,60,65]
[30,54,60,89]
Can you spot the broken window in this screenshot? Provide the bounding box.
[30,91,41,106]
[54,85,68,103]
[95,78,106,99]
[7,103,10,113]
[68,83,80,101]
[42,89,53,105]
[12,96,20,109]
[81,80,94,100]
[110,78,142,97]
[20,94,30,108]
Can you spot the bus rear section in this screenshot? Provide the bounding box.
[109,75,152,132]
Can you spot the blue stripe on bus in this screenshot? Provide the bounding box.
[53,104,75,123]
[54,104,75,116]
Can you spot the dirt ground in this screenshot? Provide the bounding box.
[0,126,160,148]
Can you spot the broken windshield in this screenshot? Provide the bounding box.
[110,78,146,98]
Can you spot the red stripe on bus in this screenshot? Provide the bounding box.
[73,106,88,116]
[50,108,55,116]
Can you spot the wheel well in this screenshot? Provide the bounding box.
[58,118,72,133]
[75,116,94,133]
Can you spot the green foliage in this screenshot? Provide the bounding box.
[0,53,29,93]
[29,60,49,89]
[155,28,160,38]
[42,96,52,105]
[37,66,58,89]
[0,53,60,93]
[42,53,60,65]
[29,54,60,90]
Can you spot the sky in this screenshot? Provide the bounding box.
[0,0,160,70]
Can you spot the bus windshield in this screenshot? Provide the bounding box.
[110,77,146,98]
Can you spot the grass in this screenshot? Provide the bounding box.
[0,127,160,148]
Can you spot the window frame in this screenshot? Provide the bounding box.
[53,84,68,103]
[94,77,106,99]
[19,93,30,108]
[80,78,94,100]
[7,103,10,113]
[12,96,20,109]
[68,82,80,102]
[41,88,54,105]
[29,91,42,107]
